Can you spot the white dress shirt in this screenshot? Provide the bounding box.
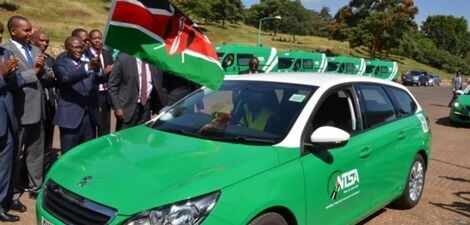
[136,58,153,103]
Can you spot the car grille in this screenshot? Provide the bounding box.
[42,180,116,225]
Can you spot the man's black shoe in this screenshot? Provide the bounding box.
[0,212,20,222]
[10,200,27,213]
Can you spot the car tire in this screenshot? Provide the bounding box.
[392,154,426,209]
[248,213,289,225]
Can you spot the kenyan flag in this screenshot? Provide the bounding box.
[104,0,223,90]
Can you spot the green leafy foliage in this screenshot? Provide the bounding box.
[244,0,333,39]
[422,15,470,57]
[332,0,418,58]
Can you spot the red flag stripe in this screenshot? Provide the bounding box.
[112,1,219,61]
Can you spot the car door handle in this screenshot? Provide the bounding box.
[359,147,371,158]
[398,130,406,140]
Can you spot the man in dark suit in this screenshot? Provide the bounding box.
[239,57,264,75]
[53,36,103,153]
[108,53,166,130]
[30,30,57,173]
[86,29,114,136]
[1,15,47,210]
[0,35,22,223]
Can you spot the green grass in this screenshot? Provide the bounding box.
[0,1,453,80]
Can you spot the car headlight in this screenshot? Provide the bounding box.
[124,192,220,225]
[453,102,462,110]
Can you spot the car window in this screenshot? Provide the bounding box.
[222,53,234,67]
[365,65,375,73]
[345,63,355,73]
[387,87,417,117]
[380,66,389,73]
[311,88,359,134]
[358,84,397,128]
[151,81,317,144]
[278,58,294,69]
[326,62,339,72]
[237,54,254,66]
[303,59,313,69]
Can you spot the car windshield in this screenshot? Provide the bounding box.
[278,58,295,69]
[464,86,470,95]
[150,81,317,144]
[326,62,339,72]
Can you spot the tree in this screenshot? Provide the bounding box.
[333,0,418,58]
[212,0,244,27]
[421,15,469,56]
[320,6,332,21]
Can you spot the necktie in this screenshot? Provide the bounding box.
[23,44,34,67]
[140,62,148,105]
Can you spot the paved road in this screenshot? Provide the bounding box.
[4,86,470,225]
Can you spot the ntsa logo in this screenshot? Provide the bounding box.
[330,169,360,200]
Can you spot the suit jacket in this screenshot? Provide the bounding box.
[452,76,463,91]
[108,53,166,123]
[1,40,45,125]
[52,53,105,129]
[0,47,24,136]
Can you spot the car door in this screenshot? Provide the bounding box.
[301,86,373,225]
[355,84,404,208]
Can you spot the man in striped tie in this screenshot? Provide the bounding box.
[108,53,167,130]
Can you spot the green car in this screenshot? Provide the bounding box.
[37,74,431,225]
[450,86,470,125]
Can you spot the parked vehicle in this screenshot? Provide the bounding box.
[216,44,278,75]
[363,59,399,81]
[37,73,431,225]
[427,75,441,86]
[450,86,470,125]
[276,50,327,73]
[324,56,366,75]
[401,70,429,86]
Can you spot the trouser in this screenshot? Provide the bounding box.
[116,103,151,131]
[0,124,14,213]
[60,113,96,154]
[98,91,111,136]
[13,121,44,201]
[44,101,56,172]
[448,91,459,107]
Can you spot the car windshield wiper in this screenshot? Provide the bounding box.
[215,136,277,144]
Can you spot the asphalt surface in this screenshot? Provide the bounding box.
[4,85,470,225]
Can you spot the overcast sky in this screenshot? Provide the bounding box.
[242,0,470,28]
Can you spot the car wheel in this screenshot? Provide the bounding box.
[393,154,425,209]
[248,213,288,225]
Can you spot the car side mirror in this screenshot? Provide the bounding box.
[455,90,464,95]
[310,126,350,149]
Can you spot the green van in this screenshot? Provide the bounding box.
[325,56,366,75]
[276,51,327,73]
[364,59,399,81]
[216,44,278,75]
[37,74,430,225]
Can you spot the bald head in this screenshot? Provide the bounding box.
[31,30,49,53]
[7,15,32,44]
[65,36,84,60]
